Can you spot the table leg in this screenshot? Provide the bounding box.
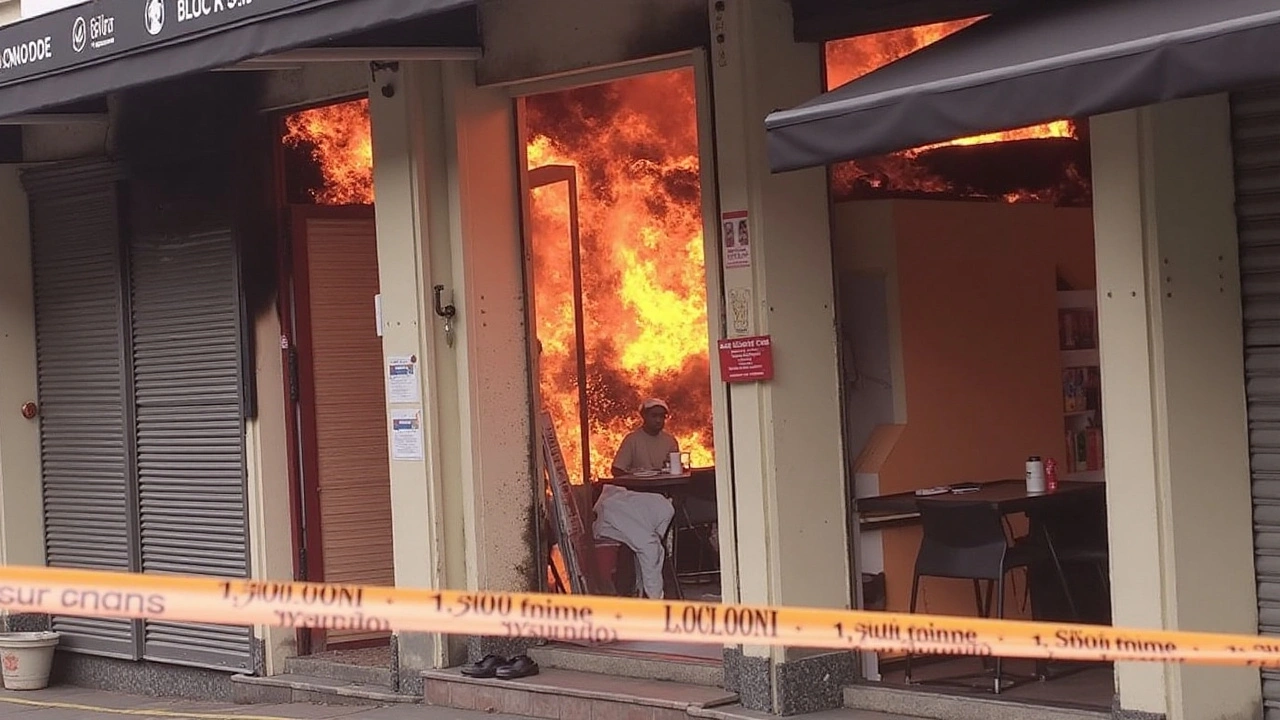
[663,517,684,601]
[1035,522,1080,680]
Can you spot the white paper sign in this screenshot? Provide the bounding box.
[390,409,425,461]
[722,210,752,269]
[386,355,420,404]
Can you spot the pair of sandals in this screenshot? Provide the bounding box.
[460,653,540,680]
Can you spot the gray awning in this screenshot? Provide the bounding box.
[765,0,1280,172]
[0,0,475,120]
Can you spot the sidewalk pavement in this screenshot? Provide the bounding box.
[0,686,915,720]
[0,686,526,720]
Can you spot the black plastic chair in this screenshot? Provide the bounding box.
[906,499,1063,693]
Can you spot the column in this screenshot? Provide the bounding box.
[438,62,538,620]
[0,165,44,575]
[245,307,297,674]
[1092,95,1261,720]
[709,0,852,714]
[367,61,473,681]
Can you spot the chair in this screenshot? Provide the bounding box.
[906,499,1069,694]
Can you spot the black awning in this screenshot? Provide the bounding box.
[765,0,1280,172]
[0,0,475,119]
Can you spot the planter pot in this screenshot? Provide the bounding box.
[0,632,59,690]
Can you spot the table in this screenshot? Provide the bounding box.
[856,479,1110,625]
[857,478,1104,520]
[857,478,1110,683]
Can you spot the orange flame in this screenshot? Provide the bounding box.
[283,98,375,205]
[825,18,1077,201]
[526,69,714,484]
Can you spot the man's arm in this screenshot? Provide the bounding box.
[611,435,633,477]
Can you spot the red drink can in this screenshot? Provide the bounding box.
[1045,458,1059,491]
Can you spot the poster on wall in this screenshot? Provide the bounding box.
[718,335,774,382]
[386,355,420,404]
[722,210,751,269]
[389,409,425,461]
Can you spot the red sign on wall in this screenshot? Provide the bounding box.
[718,335,774,383]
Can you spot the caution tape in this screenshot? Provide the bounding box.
[0,566,1278,667]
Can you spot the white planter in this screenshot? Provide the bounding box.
[0,632,59,690]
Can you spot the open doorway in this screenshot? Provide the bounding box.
[518,66,724,662]
[828,20,1113,716]
[278,98,395,661]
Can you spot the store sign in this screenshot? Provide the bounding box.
[718,335,774,383]
[0,0,317,85]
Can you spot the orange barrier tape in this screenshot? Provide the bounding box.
[0,565,1277,667]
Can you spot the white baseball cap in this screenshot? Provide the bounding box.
[640,398,670,413]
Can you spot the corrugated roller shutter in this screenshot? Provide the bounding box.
[129,229,251,670]
[1233,83,1280,716]
[24,162,141,659]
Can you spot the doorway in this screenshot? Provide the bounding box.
[826,21,1113,714]
[279,98,394,655]
[516,61,727,663]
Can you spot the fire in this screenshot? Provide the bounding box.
[825,19,1078,202]
[525,69,714,484]
[283,98,375,205]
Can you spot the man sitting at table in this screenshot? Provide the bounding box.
[611,397,680,477]
[610,397,719,557]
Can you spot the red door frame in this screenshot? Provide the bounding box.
[278,204,380,654]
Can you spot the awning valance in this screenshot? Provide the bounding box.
[0,0,474,119]
[765,0,1280,172]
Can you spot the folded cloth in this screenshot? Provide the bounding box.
[593,485,674,599]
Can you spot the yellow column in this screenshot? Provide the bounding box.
[1093,95,1260,720]
[709,0,851,713]
[367,61,475,679]
[0,165,43,573]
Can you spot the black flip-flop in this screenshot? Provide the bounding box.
[495,654,540,680]
[460,653,507,678]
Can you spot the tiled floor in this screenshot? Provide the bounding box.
[879,657,1113,710]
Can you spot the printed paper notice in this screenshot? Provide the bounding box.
[390,409,425,461]
[386,355,420,404]
[722,210,751,269]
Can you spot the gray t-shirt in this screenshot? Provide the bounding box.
[612,429,679,474]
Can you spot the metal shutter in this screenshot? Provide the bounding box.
[24,161,141,659]
[129,228,251,670]
[1233,83,1280,716]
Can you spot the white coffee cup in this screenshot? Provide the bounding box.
[669,452,684,475]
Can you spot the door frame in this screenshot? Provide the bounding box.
[279,203,381,654]
[507,49,736,604]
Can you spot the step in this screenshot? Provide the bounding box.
[423,667,737,719]
[231,673,418,706]
[843,683,1109,720]
[284,655,393,687]
[529,644,723,687]
[691,705,923,720]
